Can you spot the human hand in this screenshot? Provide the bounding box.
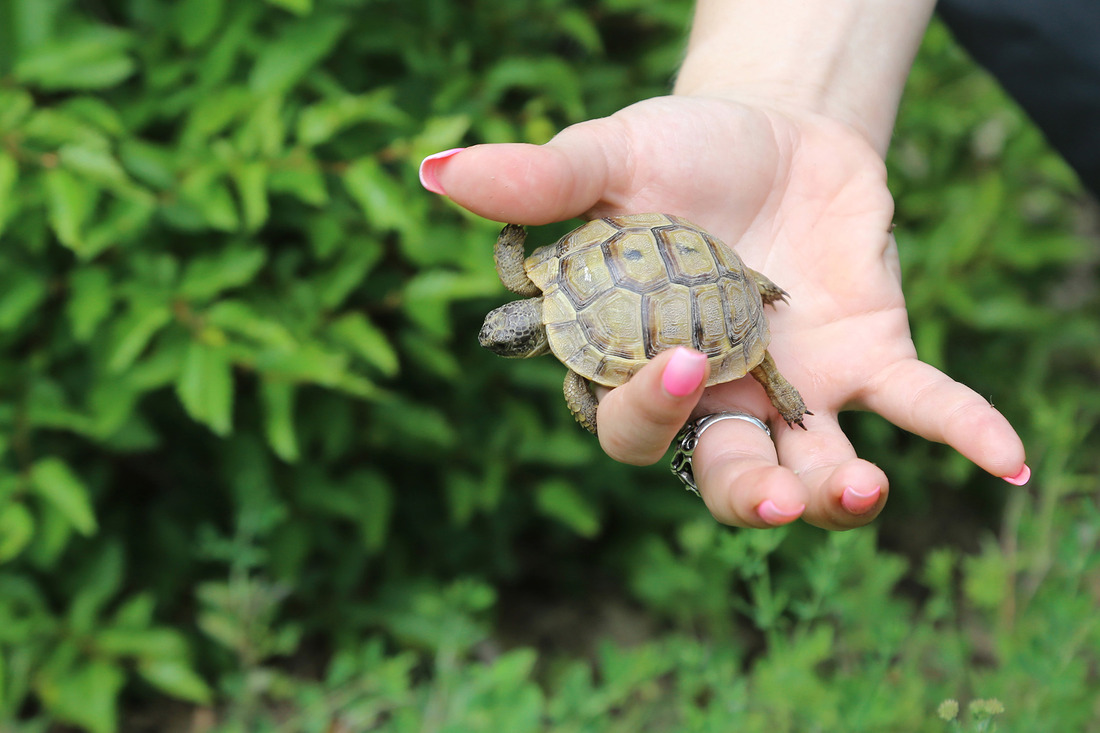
[420,93,1028,530]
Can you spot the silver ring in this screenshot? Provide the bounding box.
[670,412,771,496]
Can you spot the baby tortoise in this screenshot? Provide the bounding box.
[479,213,808,435]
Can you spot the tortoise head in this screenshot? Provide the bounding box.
[479,297,549,358]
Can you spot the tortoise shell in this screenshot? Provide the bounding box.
[524,213,770,388]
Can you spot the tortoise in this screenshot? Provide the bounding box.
[478,213,808,435]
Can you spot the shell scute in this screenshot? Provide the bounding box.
[603,230,668,293]
[641,282,692,359]
[691,283,731,357]
[577,288,646,361]
[558,246,613,307]
[657,226,719,285]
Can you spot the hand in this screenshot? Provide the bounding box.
[421,93,1028,530]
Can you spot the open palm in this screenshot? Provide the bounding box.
[427,94,1026,529]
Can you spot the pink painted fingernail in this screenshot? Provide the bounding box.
[756,499,805,526]
[418,148,465,195]
[1002,464,1031,486]
[841,485,881,515]
[661,347,707,397]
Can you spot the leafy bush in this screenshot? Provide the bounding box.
[0,1,1097,731]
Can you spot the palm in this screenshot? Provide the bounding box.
[580,95,911,423]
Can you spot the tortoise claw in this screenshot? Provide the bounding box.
[785,410,812,430]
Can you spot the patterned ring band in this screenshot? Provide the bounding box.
[670,412,772,496]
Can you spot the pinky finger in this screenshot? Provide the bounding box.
[864,359,1028,482]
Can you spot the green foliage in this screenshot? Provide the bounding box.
[0,0,1098,731]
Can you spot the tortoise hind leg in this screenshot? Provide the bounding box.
[746,267,789,306]
[564,370,599,434]
[749,351,810,429]
[495,224,541,296]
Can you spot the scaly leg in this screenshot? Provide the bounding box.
[494,224,541,296]
[564,370,599,434]
[746,267,790,306]
[749,351,810,429]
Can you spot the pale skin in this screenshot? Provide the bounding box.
[420,0,1028,530]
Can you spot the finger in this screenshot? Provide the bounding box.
[596,347,708,465]
[418,119,629,225]
[772,415,889,530]
[692,417,808,528]
[863,359,1028,482]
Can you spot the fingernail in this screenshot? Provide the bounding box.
[841,485,881,515]
[1002,464,1031,486]
[661,347,707,397]
[418,147,465,195]
[756,499,805,526]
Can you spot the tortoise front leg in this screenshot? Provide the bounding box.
[564,370,599,434]
[749,351,810,429]
[495,224,541,296]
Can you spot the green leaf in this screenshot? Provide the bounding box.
[0,502,35,563]
[39,660,125,733]
[264,0,313,15]
[95,627,188,659]
[138,658,213,705]
[0,151,19,236]
[357,471,391,553]
[409,115,471,161]
[445,472,479,526]
[327,312,399,377]
[178,242,267,301]
[178,165,240,231]
[67,542,126,632]
[175,0,225,48]
[343,157,407,232]
[260,379,299,462]
[535,479,600,538]
[296,88,409,146]
[0,272,47,331]
[314,241,385,309]
[119,139,176,190]
[255,343,351,388]
[83,193,157,259]
[205,300,296,348]
[232,160,269,231]
[58,143,130,188]
[268,152,328,206]
[14,26,135,91]
[0,88,34,133]
[176,340,235,436]
[106,303,173,373]
[403,270,502,338]
[962,538,1010,610]
[45,167,99,251]
[112,593,156,628]
[66,267,114,342]
[29,457,98,536]
[249,14,348,95]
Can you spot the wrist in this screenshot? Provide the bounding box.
[673,0,936,155]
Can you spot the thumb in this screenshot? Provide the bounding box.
[418,119,626,225]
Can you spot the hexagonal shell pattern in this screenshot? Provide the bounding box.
[531,214,772,387]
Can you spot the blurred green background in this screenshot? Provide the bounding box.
[0,0,1098,731]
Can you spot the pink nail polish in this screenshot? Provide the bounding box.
[756,499,805,526]
[418,147,465,195]
[1002,464,1031,486]
[661,347,707,397]
[841,485,881,515]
